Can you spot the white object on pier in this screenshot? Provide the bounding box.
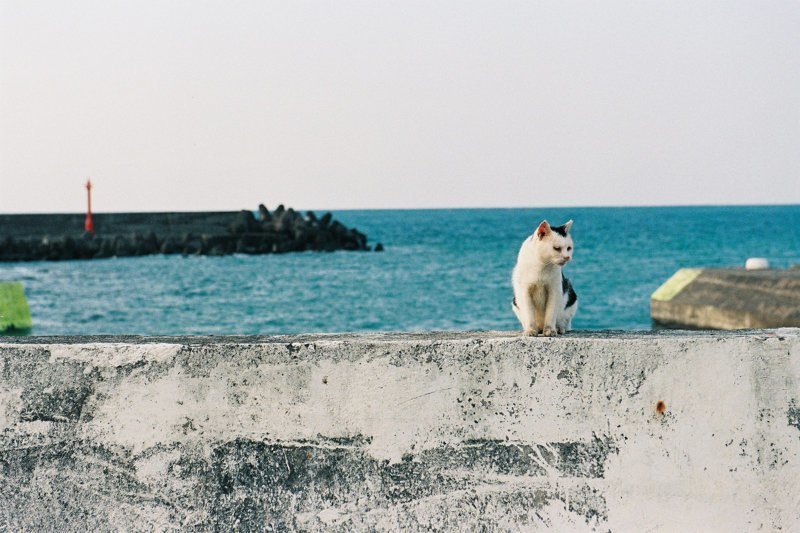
[745,257,769,270]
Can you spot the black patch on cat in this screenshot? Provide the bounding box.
[551,224,568,237]
[562,273,577,309]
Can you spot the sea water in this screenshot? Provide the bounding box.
[1,205,798,335]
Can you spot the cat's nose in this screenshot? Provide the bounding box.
[563,257,570,262]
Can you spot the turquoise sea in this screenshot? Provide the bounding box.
[2,205,799,335]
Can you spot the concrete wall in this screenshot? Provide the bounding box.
[0,212,235,238]
[1,331,799,531]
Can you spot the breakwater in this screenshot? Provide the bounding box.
[1,330,798,530]
[0,205,379,261]
[651,268,800,329]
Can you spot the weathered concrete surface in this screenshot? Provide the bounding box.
[651,268,800,329]
[1,331,799,531]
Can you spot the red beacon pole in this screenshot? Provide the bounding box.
[84,179,95,235]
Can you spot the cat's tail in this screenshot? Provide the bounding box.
[511,296,523,325]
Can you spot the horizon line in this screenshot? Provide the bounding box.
[1,200,799,216]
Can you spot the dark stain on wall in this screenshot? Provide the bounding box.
[0,435,613,531]
[788,401,800,432]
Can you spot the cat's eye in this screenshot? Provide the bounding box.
[567,247,572,251]
[553,246,562,252]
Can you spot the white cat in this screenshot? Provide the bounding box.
[512,220,578,336]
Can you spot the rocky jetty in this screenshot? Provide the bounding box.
[0,205,382,262]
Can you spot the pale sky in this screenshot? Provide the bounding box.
[1,1,798,213]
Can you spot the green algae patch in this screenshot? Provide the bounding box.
[651,268,703,302]
[0,282,32,333]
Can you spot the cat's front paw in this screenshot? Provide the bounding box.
[522,328,537,337]
[556,326,566,334]
[542,326,557,337]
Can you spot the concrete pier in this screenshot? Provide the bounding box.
[1,331,799,531]
[651,268,800,329]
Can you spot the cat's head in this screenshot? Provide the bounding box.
[533,220,573,266]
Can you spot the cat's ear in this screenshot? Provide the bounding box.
[536,220,551,239]
[563,220,573,234]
